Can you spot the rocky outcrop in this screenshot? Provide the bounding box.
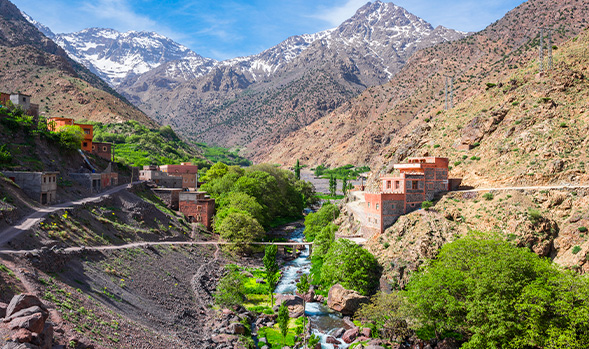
[1,294,53,349]
[274,294,304,318]
[327,284,369,315]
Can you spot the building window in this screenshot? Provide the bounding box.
[84,129,90,135]
[376,203,379,210]
[412,181,418,190]
[391,204,395,209]
[103,146,107,151]
[395,181,400,189]
[43,177,46,183]
[367,202,371,208]
[386,181,391,189]
[92,145,96,150]
[83,142,88,147]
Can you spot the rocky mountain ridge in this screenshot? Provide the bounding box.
[117,1,467,151]
[0,0,155,126]
[259,0,589,176]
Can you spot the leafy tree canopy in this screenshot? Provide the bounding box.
[404,234,589,348]
[321,239,381,296]
[216,211,264,255]
[304,203,339,242]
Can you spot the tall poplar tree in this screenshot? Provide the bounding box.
[263,244,279,307]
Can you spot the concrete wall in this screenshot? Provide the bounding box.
[70,173,101,192]
[2,171,58,204]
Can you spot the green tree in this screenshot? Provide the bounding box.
[214,264,246,307]
[203,162,229,181]
[277,303,290,345]
[321,239,381,295]
[216,192,267,227]
[404,234,589,348]
[421,200,433,210]
[329,174,337,197]
[342,176,348,195]
[303,203,339,242]
[57,125,84,150]
[355,292,411,341]
[294,159,301,180]
[263,244,279,307]
[313,223,337,258]
[216,211,264,255]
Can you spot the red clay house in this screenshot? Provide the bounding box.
[364,157,459,234]
[179,191,215,230]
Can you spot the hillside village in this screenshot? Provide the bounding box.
[1,0,589,348]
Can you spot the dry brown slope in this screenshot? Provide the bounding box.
[258,0,589,168]
[0,0,156,126]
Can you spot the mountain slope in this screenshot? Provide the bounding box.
[118,0,466,152]
[0,0,156,126]
[259,0,589,172]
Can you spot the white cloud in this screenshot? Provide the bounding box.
[312,0,370,27]
[79,0,158,31]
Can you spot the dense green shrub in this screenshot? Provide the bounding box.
[216,211,264,255]
[214,264,246,307]
[404,234,589,348]
[312,223,337,258]
[57,125,84,150]
[482,192,494,201]
[303,203,339,242]
[527,208,542,224]
[421,201,433,210]
[320,239,381,295]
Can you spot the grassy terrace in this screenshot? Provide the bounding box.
[90,121,251,169]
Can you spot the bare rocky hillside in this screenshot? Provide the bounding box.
[0,0,156,126]
[260,0,589,173]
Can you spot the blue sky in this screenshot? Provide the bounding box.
[13,0,526,60]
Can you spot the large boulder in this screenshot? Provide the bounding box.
[8,313,45,334]
[6,295,43,319]
[4,306,48,323]
[327,284,369,315]
[275,294,304,318]
[342,327,359,344]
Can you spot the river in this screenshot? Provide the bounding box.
[273,227,351,349]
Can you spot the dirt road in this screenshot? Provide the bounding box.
[0,182,143,247]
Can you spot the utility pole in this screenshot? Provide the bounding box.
[539,28,544,73]
[444,75,454,110]
[539,27,554,72]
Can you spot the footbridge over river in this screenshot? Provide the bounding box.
[0,241,313,256]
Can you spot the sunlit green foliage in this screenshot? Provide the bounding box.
[404,234,589,348]
[303,203,339,242]
[320,239,381,295]
[214,264,246,307]
[216,211,264,254]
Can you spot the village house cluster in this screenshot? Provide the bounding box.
[139,163,215,230]
[363,157,461,234]
[1,94,118,204]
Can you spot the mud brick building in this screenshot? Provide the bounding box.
[2,171,58,204]
[159,163,199,189]
[91,142,114,161]
[47,117,98,153]
[179,191,215,230]
[364,157,460,234]
[0,93,39,117]
[139,166,183,188]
